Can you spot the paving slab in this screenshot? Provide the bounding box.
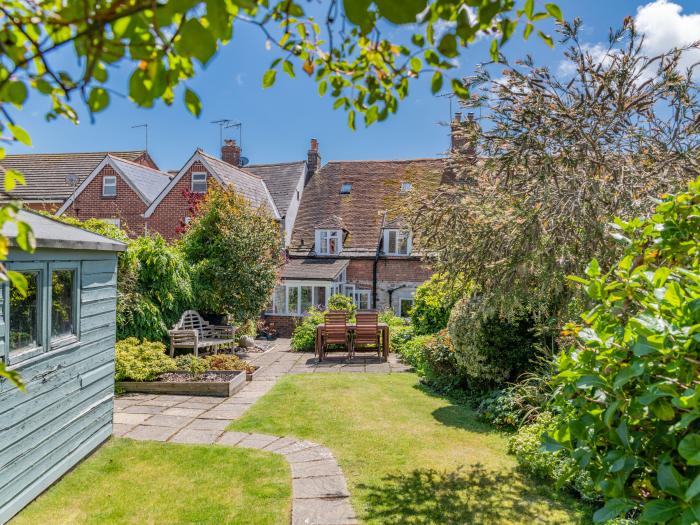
[237,433,280,450]
[162,407,207,418]
[292,497,358,525]
[201,406,250,420]
[125,425,178,442]
[112,423,135,437]
[114,412,152,425]
[263,436,298,452]
[216,431,250,446]
[141,414,193,428]
[122,404,167,415]
[169,428,223,444]
[275,440,320,455]
[114,398,139,410]
[186,418,231,431]
[293,475,350,499]
[286,446,335,464]
[290,459,344,479]
[175,401,219,410]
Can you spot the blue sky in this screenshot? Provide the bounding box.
[12,0,700,170]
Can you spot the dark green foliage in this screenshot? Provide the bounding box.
[182,189,281,323]
[379,309,413,353]
[549,178,700,523]
[410,273,464,335]
[115,338,175,381]
[291,307,325,352]
[327,294,356,316]
[448,297,539,389]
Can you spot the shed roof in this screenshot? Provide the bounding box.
[3,211,127,252]
[281,258,349,280]
[246,161,306,217]
[0,150,151,202]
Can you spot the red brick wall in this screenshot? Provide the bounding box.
[63,165,149,237]
[146,161,216,241]
[346,258,432,284]
[263,314,303,338]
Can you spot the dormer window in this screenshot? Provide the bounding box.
[316,229,342,255]
[191,172,207,193]
[400,182,413,193]
[340,183,352,195]
[384,229,411,256]
[102,175,116,197]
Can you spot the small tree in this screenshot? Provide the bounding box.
[181,188,282,322]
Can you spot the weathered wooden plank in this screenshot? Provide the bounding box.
[81,272,116,289]
[80,310,114,331]
[80,298,117,318]
[117,371,246,397]
[81,259,116,275]
[81,286,117,303]
[0,423,111,524]
[80,361,114,389]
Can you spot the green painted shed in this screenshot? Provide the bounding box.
[0,211,126,523]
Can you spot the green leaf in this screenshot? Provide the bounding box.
[438,34,458,58]
[0,361,25,391]
[283,60,295,78]
[680,434,700,466]
[176,19,218,64]
[613,361,644,390]
[592,498,635,523]
[87,87,110,113]
[523,0,534,18]
[16,220,36,252]
[318,80,328,97]
[7,270,27,297]
[262,69,277,88]
[365,105,379,126]
[431,71,443,94]
[658,463,687,498]
[585,259,601,277]
[544,3,563,21]
[343,0,374,32]
[523,22,534,40]
[5,81,28,106]
[375,0,427,24]
[348,110,356,131]
[9,125,31,146]
[538,30,554,48]
[3,169,25,192]
[184,88,202,117]
[410,57,422,73]
[639,499,682,523]
[686,474,700,500]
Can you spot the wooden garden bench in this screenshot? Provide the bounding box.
[168,310,237,357]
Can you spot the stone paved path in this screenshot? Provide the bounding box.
[114,339,410,525]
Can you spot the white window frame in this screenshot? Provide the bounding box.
[102,175,117,197]
[384,229,412,256]
[48,262,80,349]
[191,172,208,193]
[354,290,371,311]
[268,281,333,316]
[315,229,342,255]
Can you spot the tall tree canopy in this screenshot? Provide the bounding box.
[410,19,700,321]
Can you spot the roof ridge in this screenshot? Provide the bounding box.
[3,150,146,158]
[248,160,306,167]
[198,150,264,181]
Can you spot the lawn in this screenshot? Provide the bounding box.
[11,438,291,525]
[229,373,590,525]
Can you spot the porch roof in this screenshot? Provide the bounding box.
[281,258,349,281]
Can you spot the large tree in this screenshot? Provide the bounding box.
[410,18,700,322]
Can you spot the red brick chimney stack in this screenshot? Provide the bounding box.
[307,138,321,181]
[221,139,241,166]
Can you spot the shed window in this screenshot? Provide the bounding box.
[191,172,208,193]
[51,269,76,342]
[102,176,117,197]
[9,271,41,355]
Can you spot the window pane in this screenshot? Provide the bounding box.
[192,173,207,193]
[273,286,286,314]
[10,271,40,354]
[328,234,336,254]
[288,287,299,315]
[398,232,409,255]
[388,230,397,253]
[300,286,313,313]
[314,286,327,309]
[103,177,116,196]
[52,270,75,340]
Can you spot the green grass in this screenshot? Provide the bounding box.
[229,373,590,525]
[12,438,291,525]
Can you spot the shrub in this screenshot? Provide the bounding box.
[397,334,433,372]
[422,329,462,391]
[379,309,412,353]
[237,319,257,340]
[290,307,325,351]
[174,354,208,377]
[205,354,254,373]
[327,293,356,316]
[448,297,539,389]
[548,179,700,523]
[182,188,282,321]
[115,338,175,381]
[410,273,465,335]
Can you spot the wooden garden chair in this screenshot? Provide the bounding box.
[168,310,236,357]
[321,311,350,361]
[352,311,381,358]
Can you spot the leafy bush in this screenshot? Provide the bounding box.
[182,188,282,322]
[237,319,257,339]
[174,354,208,377]
[379,309,413,353]
[205,354,254,373]
[421,329,462,391]
[508,412,596,502]
[291,307,325,351]
[448,297,539,389]
[548,179,700,523]
[115,338,175,381]
[410,273,464,335]
[327,293,356,316]
[397,334,433,372]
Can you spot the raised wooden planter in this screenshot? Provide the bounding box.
[117,370,246,397]
[246,366,262,382]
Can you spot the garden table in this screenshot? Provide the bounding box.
[315,323,390,361]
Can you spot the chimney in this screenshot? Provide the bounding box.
[450,112,477,156]
[307,138,321,182]
[221,139,241,166]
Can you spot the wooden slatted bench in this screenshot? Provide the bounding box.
[168,310,237,357]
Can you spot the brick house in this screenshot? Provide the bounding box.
[0,150,154,212]
[265,158,446,335]
[55,154,171,236]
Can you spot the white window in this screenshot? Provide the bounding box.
[102,176,116,197]
[101,218,121,228]
[191,172,207,193]
[400,182,413,193]
[316,229,342,255]
[384,229,412,256]
[268,283,331,315]
[355,290,370,310]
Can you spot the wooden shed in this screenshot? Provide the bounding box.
[0,211,126,522]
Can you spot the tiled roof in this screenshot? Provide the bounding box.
[281,258,349,280]
[108,156,171,204]
[290,159,445,256]
[198,152,280,218]
[246,161,306,217]
[0,150,149,202]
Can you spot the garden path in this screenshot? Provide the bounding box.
[114,339,410,525]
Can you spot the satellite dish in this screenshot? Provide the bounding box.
[239,157,249,167]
